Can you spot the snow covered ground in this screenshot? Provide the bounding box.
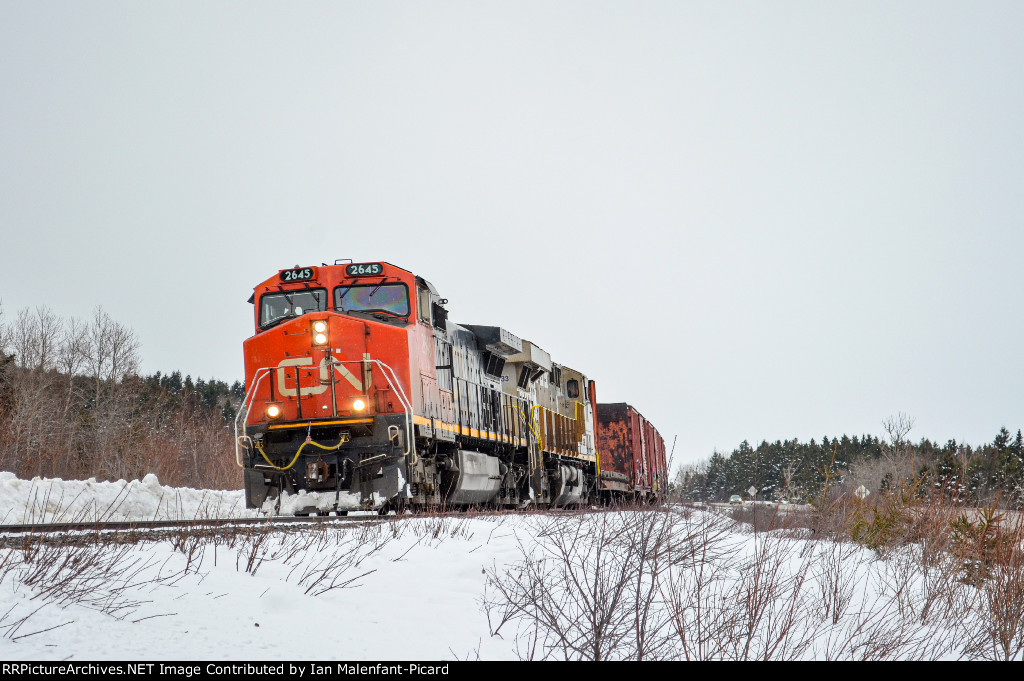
[0,473,1017,661]
[0,472,259,524]
[0,473,523,660]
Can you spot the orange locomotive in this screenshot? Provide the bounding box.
[235,260,667,513]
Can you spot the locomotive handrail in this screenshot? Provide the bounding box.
[233,357,415,468]
[329,357,415,464]
[234,367,273,468]
[532,405,545,453]
[504,404,544,471]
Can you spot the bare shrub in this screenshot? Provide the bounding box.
[965,512,1024,660]
[213,520,396,593]
[410,514,476,545]
[17,540,158,617]
[660,511,738,659]
[814,540,858,624]
[818,588,944,660]
[728,503,790,531]
[143,404,240,490]
[485,505,1015,660]
[800,481,1024,659]
[724,532,816,660]
[0,525,193,623]
[485,509,684,660]
[487,508,826,660]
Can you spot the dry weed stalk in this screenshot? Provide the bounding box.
[486,502,1024,660]
[485,509,685,660]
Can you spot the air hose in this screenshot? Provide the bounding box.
[254,434,349,471]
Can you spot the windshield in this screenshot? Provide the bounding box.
[334,283,410,317]
[259,289,327,329]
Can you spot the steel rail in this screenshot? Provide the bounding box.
[0,513,386,536]
[0,504,647,537]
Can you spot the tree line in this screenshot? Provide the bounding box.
[5,299,1023,506]
[675,414,1024,509]
[0,303,242,489]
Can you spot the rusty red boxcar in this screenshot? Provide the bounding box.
[596,403,667,503]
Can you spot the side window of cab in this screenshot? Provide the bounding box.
[566,379,580,399]
[417,286,432,324]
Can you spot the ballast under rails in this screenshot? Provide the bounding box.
[234,357,415,468]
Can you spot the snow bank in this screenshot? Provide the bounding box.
[0,471,258,523]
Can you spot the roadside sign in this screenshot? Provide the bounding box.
[747,486,757,497]
[855,485,870,500]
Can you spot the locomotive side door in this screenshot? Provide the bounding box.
[418,277,455,426]
[435,336,454,424]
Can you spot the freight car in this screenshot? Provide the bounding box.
[596,403,667,503]
[234,260,667,514]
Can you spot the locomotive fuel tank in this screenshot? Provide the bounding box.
[440,450,503,505]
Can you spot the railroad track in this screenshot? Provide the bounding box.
[0,513,400,535]
[0,503,618,540]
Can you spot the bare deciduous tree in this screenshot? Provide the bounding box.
[57,316,88,380]
[881,412,916,486]
[0,303,239,488]
[86,306,139,404]
[12,306,62,372]
[0,301,11,359]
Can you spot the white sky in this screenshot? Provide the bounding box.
[2,1,1022,467]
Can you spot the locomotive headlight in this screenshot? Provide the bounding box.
[352,398,366,412]
[265,404,282,419]
[311,320,329,346]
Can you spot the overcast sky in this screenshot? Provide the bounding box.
[2,1,1022,467]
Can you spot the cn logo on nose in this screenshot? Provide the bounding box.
[276,354,371,396]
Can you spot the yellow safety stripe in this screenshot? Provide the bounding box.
[412,414,528,447]
[268,418,373,430]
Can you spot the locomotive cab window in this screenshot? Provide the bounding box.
[417,286,431,323]
[334,283,410,319]
[259,289,327,329]
[567,379,580,399]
